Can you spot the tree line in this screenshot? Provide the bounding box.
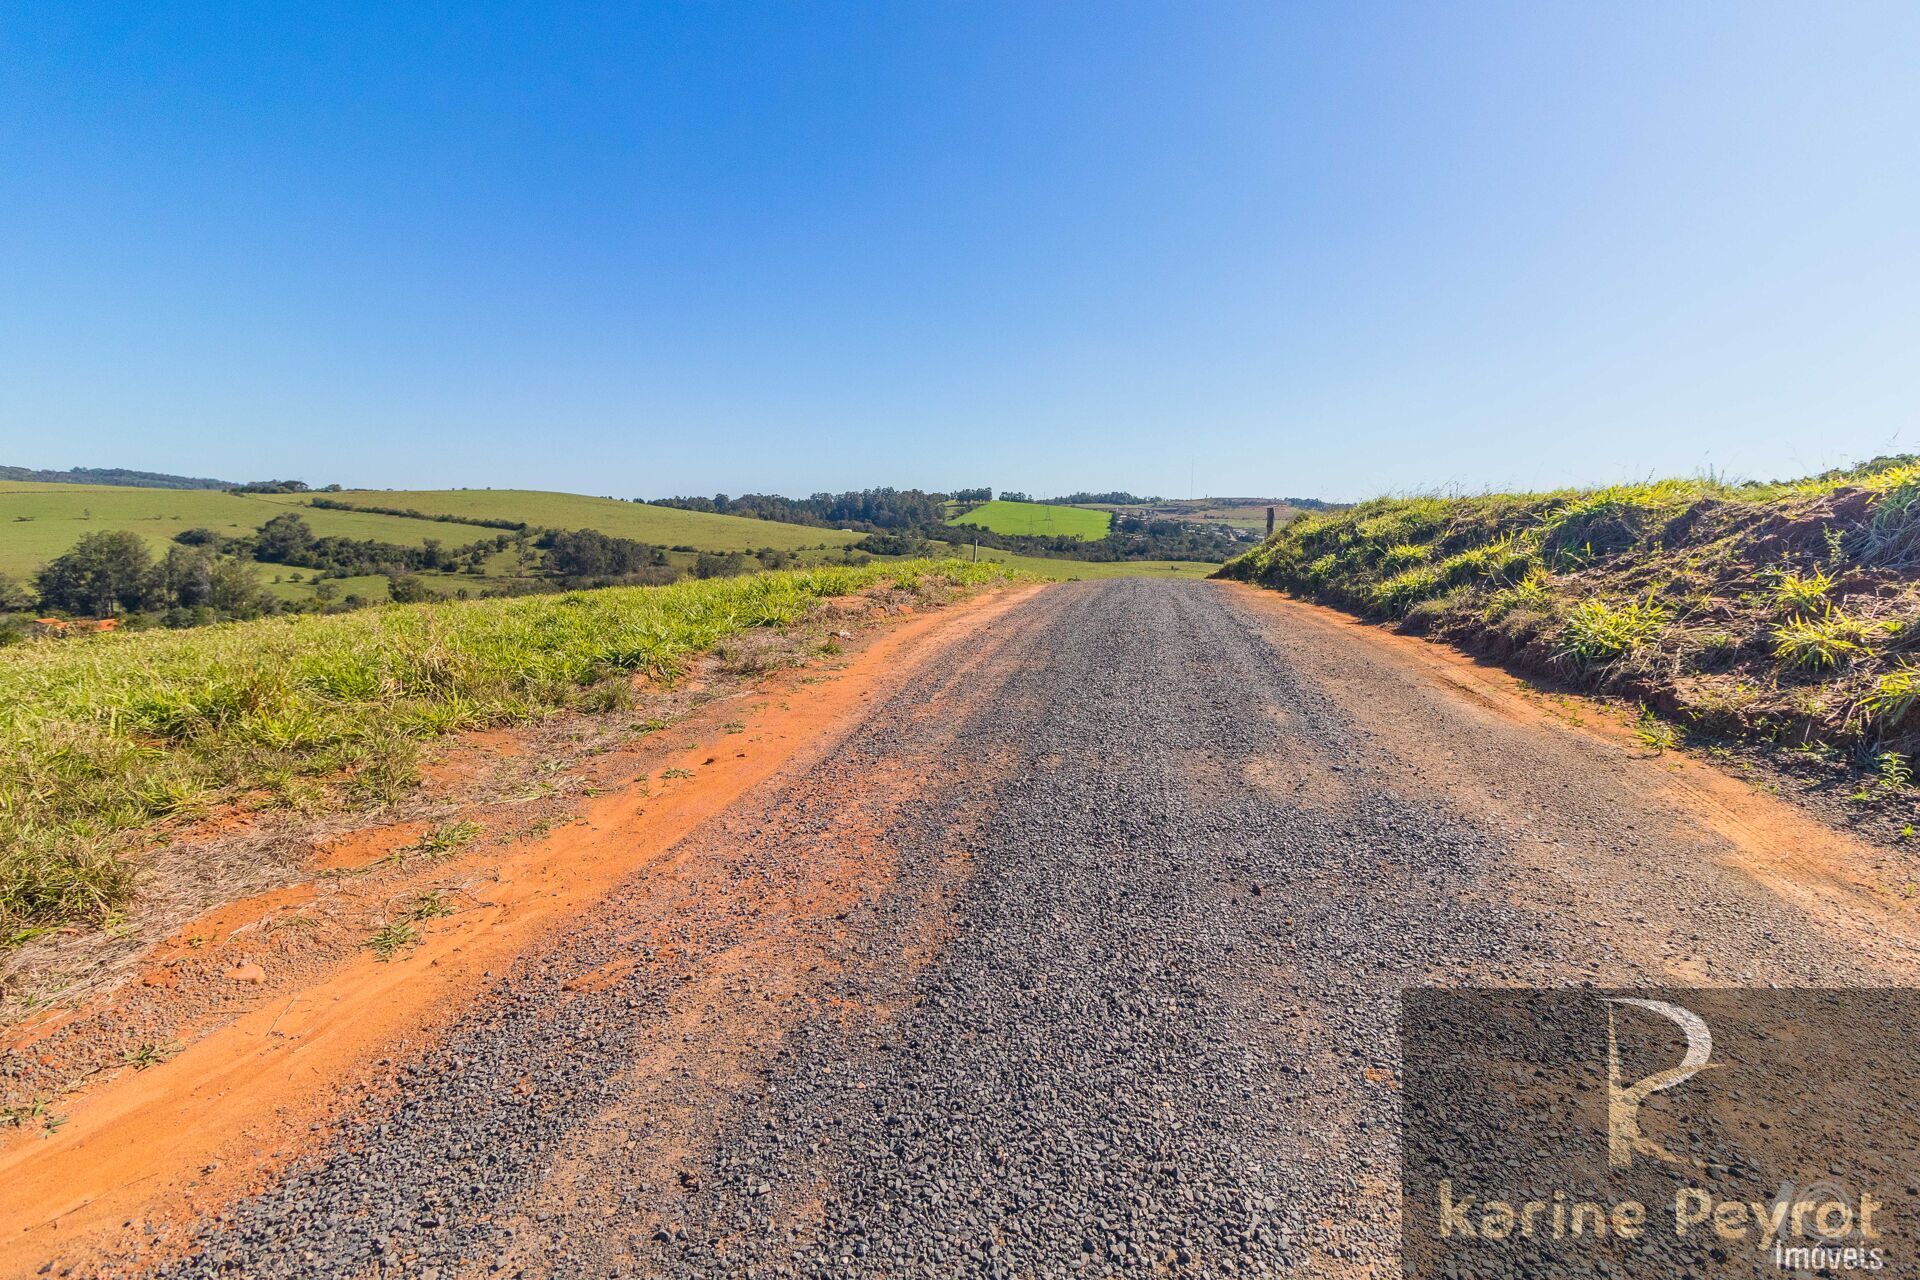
[653,487,974,532]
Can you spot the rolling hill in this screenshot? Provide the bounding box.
[0,483,454,579]
[0,483,867,608]
[319,490,862,553]
[0,479,1242,616]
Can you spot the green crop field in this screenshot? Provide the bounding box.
[320,490,860,553]
[0,483,452,580]
[947,499,1111,541]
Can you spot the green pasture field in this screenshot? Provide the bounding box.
[319,490,860,553]
[259,571,397,603]
[946,499,1112,541]
[0,483,453,579]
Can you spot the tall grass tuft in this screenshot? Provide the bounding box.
[1556,597,1672,667]
[1772,612,1864,671]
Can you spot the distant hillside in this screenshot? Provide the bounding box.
[0,465,234,490]
[323,490,862,553]
[0,482,874,612]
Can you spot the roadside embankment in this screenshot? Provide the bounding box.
[1219,461,1920,795]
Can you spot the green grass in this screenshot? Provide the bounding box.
[0,559,1013,943]
[405,819,484,859]
[2,482,1220,600]
[1859,666,1920,729]
[947,499,1112,541]
[405,890,455,920]
[258,571,396,604]
[1633,705,1682,753]
[1081,498,1321,532]
[321,489,859,553]
[1771,568,1835,615]
[120,1039,181,1070]
[0,482,463,580]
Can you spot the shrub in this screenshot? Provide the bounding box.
[1438,534,1536,588]
[1539,484,1691,559]
[1863,473,1920,565]
[1354,499,1448,548]
[1304,552,1341,584]
[1485,569,1555,621]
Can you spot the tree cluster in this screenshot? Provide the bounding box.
[0,465,235,490]
[1051,491,1156,505]
[27,530,277,624]
[252,513,506,576]
[229,479,315,493]
[539,527,671,583]
[653,487,953,532]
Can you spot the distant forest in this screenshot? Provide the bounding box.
[0,466,352,494]
[0,465,236,490]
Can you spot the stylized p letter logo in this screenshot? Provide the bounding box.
[1607,997,1714,1169]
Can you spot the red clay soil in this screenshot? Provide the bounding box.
[0,583,1042,1272]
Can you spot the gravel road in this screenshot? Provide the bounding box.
[150,579,1920,1279]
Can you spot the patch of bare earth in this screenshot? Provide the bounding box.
[0,581,1041,1273]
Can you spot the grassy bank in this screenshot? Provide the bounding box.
[1220,461,1920,772]
[0,560,1012,944]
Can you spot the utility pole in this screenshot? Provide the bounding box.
[1266,506,1276,537]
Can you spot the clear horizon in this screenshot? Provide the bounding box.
[4,4,1918,503]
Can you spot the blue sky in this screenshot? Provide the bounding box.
[2,3,1917,501]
